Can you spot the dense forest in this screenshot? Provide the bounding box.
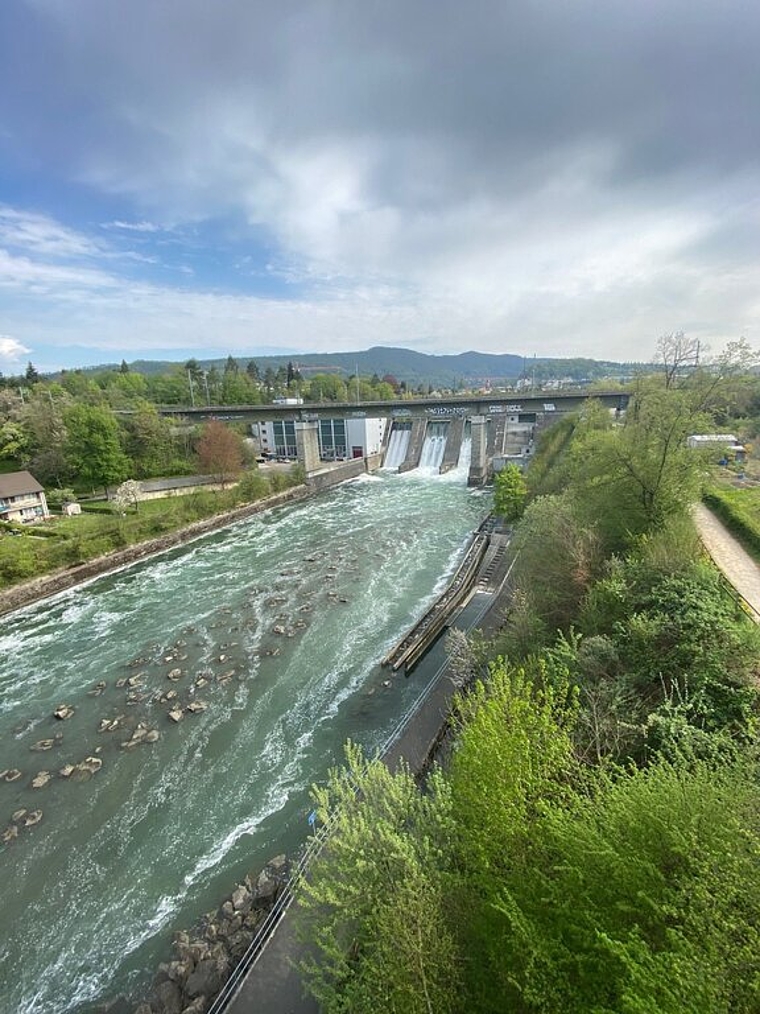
[295,355,760,1013]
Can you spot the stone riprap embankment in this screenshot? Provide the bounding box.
[129,856,290,1014]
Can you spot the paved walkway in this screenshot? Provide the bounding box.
[693,503,760,620]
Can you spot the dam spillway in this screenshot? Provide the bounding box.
[0,465,488,1013]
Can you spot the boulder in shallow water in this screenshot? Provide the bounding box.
[24,809,43,827]
[30,738,56,751]
[58,764,75,778]
[31,770,51,789]
[53,704,74,720]
[168,709,184,723]
[231,884,250,912]
[253,868,279,905]
[70,756,103,781]
[3,769,22,782]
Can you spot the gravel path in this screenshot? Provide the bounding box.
[693,502,760,621]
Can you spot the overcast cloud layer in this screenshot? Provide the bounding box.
[0,0,758,371]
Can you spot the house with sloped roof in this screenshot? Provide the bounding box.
[0,470,50,523]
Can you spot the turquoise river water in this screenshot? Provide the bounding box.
[0,460,488,1013]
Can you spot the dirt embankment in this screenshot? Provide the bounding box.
[0,486,310,618]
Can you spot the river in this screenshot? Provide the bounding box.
[0,459,488,1013]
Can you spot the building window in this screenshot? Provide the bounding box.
[272,420,297,458]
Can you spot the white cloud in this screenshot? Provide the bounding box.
[0,334,31,367]
[0,206,103,259]
[104,220,161,233]
[3,3,760,363]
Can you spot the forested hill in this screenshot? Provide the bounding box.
[106,347,637,388]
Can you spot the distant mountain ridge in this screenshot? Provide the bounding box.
[86,346,641,388]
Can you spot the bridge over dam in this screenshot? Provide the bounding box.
[146,389,628,486]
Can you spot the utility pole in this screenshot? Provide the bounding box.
[355,363,360,406]
[187,369,196,408]
[202,372,211,406]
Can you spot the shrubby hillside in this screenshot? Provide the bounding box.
[296,366,760,1014]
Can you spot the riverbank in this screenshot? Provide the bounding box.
[0,458,379,619]
[0,485,310,618]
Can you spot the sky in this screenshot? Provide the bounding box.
[1,0,759,374]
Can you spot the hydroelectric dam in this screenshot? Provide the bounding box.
[149,388,629,485]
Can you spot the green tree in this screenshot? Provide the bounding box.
[122,400,174,477]
[221,368,256,405]
[22,388,71,486]
[297,742,461,1014]
[568,380,710,552]
[64,404,130,495]
[493,464,527,521]
[0,419,29,462]
[306,374,348,403]
[106,371,149,407]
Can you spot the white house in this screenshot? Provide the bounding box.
[0,471,50,523]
